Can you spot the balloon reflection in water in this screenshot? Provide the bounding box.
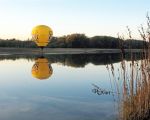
[31,57,53,80]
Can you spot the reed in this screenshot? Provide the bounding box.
[119,14,150,120]
[106,14,150,120]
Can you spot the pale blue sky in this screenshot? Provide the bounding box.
[0,0,149,40]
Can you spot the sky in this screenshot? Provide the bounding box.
[0,0,150,40]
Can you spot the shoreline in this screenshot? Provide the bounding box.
[0,48,143,55]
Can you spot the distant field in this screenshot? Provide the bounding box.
[0,48,144,55]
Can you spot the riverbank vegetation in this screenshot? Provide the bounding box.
[0,35,146,49]
[107,15,150,120]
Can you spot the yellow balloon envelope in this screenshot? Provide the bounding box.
[32,58,53,80]
[32,25,53,47]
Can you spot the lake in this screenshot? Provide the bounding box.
[0,53,143,120]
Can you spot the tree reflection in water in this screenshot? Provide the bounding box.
[0,53,142,68]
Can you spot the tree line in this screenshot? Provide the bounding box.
[0,34,147,49]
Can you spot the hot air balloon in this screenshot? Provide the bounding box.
[31,57,53,80]
[32,25,53,50]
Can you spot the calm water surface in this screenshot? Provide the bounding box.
[0,54,135,120]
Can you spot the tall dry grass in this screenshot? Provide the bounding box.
[119,14,150,120]
[107,14,150,120]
